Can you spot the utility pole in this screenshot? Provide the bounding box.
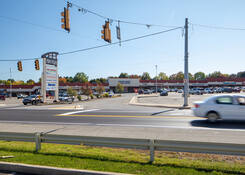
[155,65,158,94]
[183,18,189,106]
[10,68,12,98]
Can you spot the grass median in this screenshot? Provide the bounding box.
[0,141,244,175]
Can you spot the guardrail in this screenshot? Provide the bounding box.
[0,132,245,162]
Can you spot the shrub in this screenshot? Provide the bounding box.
[90,94,94,99]
[77,95,82,101]
[103,93,109,98]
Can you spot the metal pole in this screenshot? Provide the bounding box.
[184,18,189,106]
[42,57,46,103]
[10,68,12,98]
[155,65,157,94]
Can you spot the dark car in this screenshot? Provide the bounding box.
[0,94,5,100]
[23,95,42,105]
[223,87,233,93]
[138,89,144,94]
[160,90,168,96]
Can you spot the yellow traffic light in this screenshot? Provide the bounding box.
[61,7,70,32]
[101,21,111,43]
[35,59,40,70]
[17,61,22,71]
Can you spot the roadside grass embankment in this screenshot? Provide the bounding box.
[0,141,245,175]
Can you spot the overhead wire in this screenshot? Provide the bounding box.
[190,22,245,31]
[59,27,182,55]
[68,1,180,28]
[0,27,182,61]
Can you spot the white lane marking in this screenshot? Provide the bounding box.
[59,109,100,116]
[0,104,6,106]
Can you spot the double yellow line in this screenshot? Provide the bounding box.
[56,114,201,119]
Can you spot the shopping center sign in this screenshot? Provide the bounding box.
[41,52,59,102]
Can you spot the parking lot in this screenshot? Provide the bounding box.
[138,92,245,106]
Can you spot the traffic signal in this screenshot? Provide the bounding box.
[61,7,70,32]
[17,61,22,71]
[35,59,40,70]
[101,21,111,43]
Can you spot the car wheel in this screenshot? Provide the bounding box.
[207,112,219,123]
[23,103,27,105]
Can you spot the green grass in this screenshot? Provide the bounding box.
[0,141,244,175]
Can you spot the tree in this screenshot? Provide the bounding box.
[26,79,35,85]
[67,87,77,97]
[59,77,67,84]
[194,72,206,80]
[81,83,93,99]
[176,71,184,80]
[119,73,129,78]
[188,73,194,80]
[169,73,177,80]
[158,72,168,80]
[237,71,245,78]
[207,71,224,78]
[73,72,88,83]
[229,74,237,79]
[141,72,151,80]
[116,83,124,93]
[96,84,105,95]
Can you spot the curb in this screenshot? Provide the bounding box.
[129,96,191,109]
[0,162,132,175]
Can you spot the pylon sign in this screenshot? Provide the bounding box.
[41,52,59,102]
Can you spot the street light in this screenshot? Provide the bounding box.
[155,65,157,94]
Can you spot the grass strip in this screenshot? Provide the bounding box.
[0,141,244,175]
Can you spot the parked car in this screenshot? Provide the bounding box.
[193,94,245,122]
[17,94,27,99]
[0,94,5,100]
[160,90,168,96]
[108,91,114,97]
[177,89,183,93]
[143,89,152,94]
[23,95,42,105]
[59,94,74,103]
[138,89,144,94]
[223,87,233,93]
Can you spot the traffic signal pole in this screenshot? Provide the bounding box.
[183,18,189,106]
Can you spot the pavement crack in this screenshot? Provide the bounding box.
[151,109,175,116]
[42,127,66,134]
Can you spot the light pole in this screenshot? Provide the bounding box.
[10,68,12,98]
[155,65,158,94]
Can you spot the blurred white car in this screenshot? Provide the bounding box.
[192,94,245,122]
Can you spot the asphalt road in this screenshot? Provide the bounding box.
[1,94,245,144]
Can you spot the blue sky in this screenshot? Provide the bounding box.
[0,0,245,82]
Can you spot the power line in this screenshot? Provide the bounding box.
[68,1,180,28]
[59,27,182,55]
[0,15,64,33]
[0,27,182,61]
[190,22,245,31]
[0,15,104,43]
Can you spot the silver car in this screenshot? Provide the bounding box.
[192,94,245,122]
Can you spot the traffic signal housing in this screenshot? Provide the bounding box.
[35,59,40,70]
[17,61,22,71]
[61,7,70,32]
[101,21,111,43]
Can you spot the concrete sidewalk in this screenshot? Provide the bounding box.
[0,162,131,175]
[129,95,191,109]
[1,122,245,144]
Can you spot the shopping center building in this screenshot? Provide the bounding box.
[1,77,245,95]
